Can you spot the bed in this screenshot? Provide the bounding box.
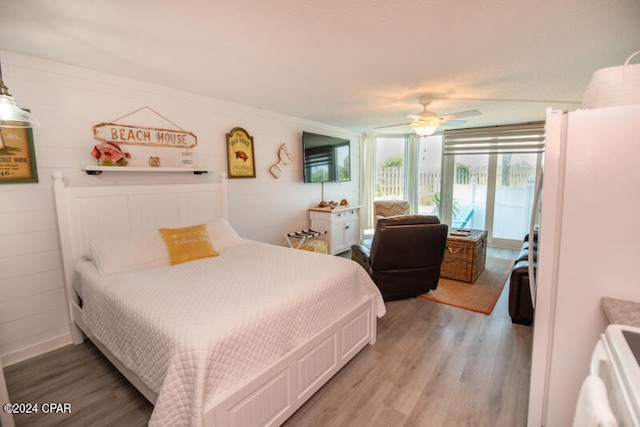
[52,172,385,427]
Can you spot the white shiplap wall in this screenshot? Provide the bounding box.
[0,51,360,365]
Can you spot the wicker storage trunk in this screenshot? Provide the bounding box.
[440,229,487,283]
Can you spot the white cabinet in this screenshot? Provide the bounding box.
[309,206,360,255]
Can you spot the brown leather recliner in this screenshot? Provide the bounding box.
[351,215,448,301]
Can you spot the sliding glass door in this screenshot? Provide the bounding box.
[440,122,544,249]
[449,153,489,230]
[492,153,540,243]
[441,151,541,248]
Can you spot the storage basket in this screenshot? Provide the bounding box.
[583,51,640,109]
[440,230,487,283]
[441,240,476,282]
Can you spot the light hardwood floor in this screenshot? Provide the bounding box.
[5,249,531,427]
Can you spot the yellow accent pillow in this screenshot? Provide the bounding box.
[159,224,219,265]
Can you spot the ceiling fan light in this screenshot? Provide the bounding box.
[414,124,437,136]
[413,117,439,136]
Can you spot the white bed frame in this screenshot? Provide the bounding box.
[52,172,377,426]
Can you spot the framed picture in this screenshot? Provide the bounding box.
[226,127,256,178]
[0,125,38,183]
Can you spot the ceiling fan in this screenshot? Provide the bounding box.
[375,95,481,136]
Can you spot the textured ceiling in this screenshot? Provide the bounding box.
[1,0,639,134]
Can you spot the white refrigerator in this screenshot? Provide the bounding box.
[528,104,640,426]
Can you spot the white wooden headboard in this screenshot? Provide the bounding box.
[52,171,228,342]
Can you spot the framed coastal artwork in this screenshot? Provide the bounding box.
[226,127,256,178]
[0,125,38,183]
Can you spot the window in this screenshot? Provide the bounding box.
[374,135,443,211]
[418,136,442,215]
[375,137,405,200]
[371,122,544,249]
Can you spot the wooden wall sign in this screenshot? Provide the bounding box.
[0,125,38,183]
[226,127,256,178]
[93,106,197,149]
[93,123,197,148]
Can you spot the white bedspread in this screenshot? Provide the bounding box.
[75,241,385,426]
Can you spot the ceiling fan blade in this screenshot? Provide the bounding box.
[374,122,414,129]
[439,109,482,121]
[440,119,466,127]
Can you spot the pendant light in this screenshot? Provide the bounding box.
[0,60,40,128]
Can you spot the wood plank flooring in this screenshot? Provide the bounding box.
[4,249,531,427]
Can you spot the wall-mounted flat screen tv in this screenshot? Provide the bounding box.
[302,132,351,183]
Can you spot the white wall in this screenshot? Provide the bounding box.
[0,51,360,365]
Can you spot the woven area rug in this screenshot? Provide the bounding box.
[418,257,514,315]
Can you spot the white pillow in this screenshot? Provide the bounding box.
[206,218,245,250]
[89,231,170,275]
[88,219,242,275]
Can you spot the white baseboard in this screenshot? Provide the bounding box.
[1,333,73,367]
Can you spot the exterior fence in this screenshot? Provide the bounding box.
[376,165,535,199]
[376,165,537,241]
[456,164,534,187]
[376,166,404,197]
